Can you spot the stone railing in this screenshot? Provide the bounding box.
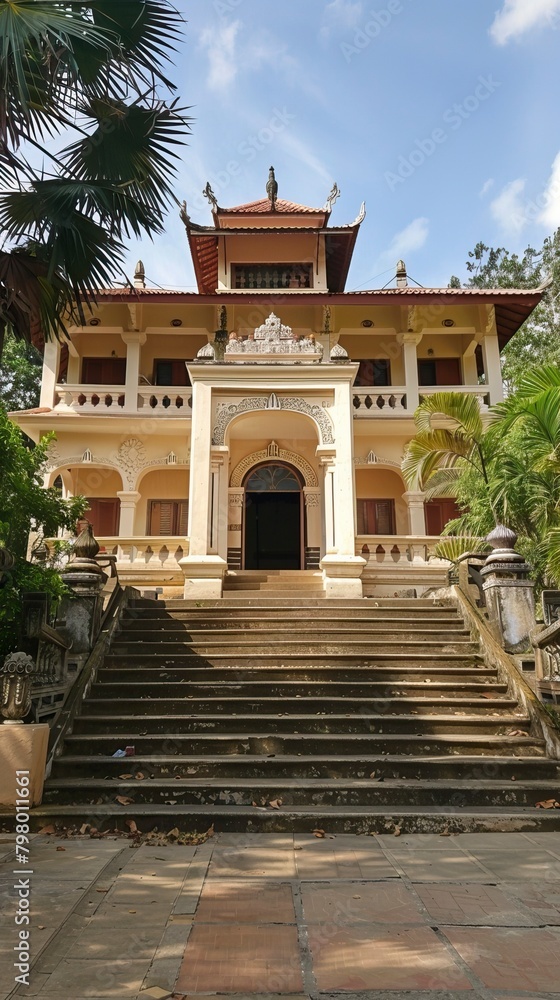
[531,593,560,702]
[137,387,192,413]
[356,534,444,563]
[55,384,125,411]
[97,536,188,574]
[419,385,490,408]
[352,384,490,417]
[54,384,192,415]
[352,388,407,415]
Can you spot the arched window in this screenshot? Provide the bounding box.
[245,464,301,492]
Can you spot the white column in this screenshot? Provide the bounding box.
[179,380,226,597]
[209,447,229,560]
[462,339,479,386]
[320,454,336,554]
[319,380,366,598]
[40,340,61,409]
[121,332,146,412]
[116,491,141,536]
[403,491,427,536]
[399,333,422,412]
[482,333,503,404]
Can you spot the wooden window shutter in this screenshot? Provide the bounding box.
[374,500,395,534]
[436,358,461,385]
[177,501,189,535]
[84,498,119,536]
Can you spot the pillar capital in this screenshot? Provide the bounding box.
[120,331,146,346]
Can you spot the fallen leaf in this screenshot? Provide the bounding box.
[56,846,66,852]
[536,799,560,809]
[135,772,145,780]
[167,827,180,840]
[313,829,325,838]
[481,692,494,699]
[79,823,90,835]
[269,799,282,809]
[128,910,136,914]
[125,819,138,834]
[118,773,133,780]
[116,796,134,806]
[38,825,55,835]
[38,925,46,930]
[369,771,376,779]
[394,827,402,837]
[508,729,529,737]
[96,888,108,893]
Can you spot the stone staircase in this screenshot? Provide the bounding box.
[36,597,560,834]
[223,569,325,598]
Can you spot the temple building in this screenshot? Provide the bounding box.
[11,172,544,598]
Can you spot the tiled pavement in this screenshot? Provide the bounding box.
[1,832,560,998]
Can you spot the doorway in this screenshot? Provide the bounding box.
[244,463,303,570]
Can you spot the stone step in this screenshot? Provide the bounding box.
[122,613,464,627]
[128,598,456,610]
[50,753,558,782]
[41,777,560,809]
[114,629,474,645]
[85,695,518,716]
[72,713,530,736]
[108,641,481,657]
[21,802,560,834]
[101,660,490,680]
[92,680,510,699]
[124,607,463,621]
[62,732,546,757]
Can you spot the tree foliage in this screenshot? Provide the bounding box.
[0,331,41,411]
[0,1,190,357]
[0,407,86,656]
[403,370,560,591]
[450,230,560,389]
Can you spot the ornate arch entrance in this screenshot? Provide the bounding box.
[243,461,303,570]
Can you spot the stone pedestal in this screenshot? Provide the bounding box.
[481,525,535,653]
[321,555,366,599]
[179,555,227,599]
[0,724,49,806]
[59,524,107,664]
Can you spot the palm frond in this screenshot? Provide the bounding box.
[434,535,490,562]
[414,391,484,440]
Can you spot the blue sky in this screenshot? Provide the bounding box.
[123,0,560,292]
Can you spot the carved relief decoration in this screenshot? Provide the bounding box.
[46,437,188,491]
[230,444,319,488]
[228,492,245,507]
[304,492,321,507]
[212,396,333,446]
[354,451,402,469]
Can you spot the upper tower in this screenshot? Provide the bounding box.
[180,169,365,295]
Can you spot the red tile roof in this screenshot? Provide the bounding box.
[217,198,324,215]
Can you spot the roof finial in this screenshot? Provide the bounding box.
[134,260,146,288]
[396,259,408,288]
[266,166,278,210]
[324,182,341,212]
[202,181,219,213]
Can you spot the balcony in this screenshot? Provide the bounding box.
[54,385,192,415]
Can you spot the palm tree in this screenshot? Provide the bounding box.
[402,391,491,500]
[0,1,190,359]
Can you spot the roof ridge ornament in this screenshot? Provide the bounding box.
[352,200,366,226]
[266,166,278,210]
[324,182,341,212]
[202,181,219,213]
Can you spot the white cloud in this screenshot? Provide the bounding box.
[479,178,495,198]
[276,132,333,187]
[538,152,560,228]
[489,0,560,45]
[320,0,363,40]
[379,217,430,265]
[200,20,241,91]
[489,178,528,236]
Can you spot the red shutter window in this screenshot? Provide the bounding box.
[82,358,126,385]
[82,498,119,536]
[148,500,189,535]
[357,499,395,534]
